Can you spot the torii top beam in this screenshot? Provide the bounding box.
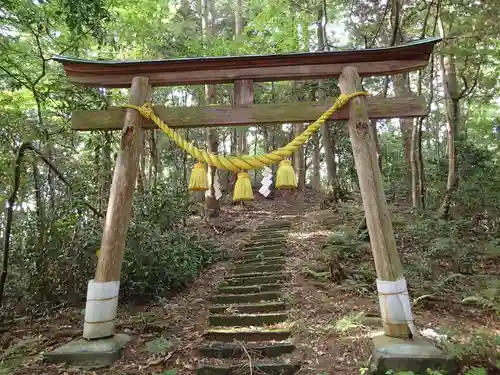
[53,37,441,88]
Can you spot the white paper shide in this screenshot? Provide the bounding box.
[259,167,273,197]
[205,170,222,200]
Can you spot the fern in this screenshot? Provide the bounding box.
[462,283,500,313]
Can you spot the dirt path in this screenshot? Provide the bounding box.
[2,191,499,374]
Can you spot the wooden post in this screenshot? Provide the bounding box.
[233,79,254,185]
[339,66,413,338]
[83,76,151,340]
[96,76,151,281]
[234,79,254,154]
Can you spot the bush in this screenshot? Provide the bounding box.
[2,181,221,315]
[122,227,221,301]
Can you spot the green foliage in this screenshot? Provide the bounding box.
[443,330,499,370]
[461,279,500,314]
[334,312,363,335]
[464,368,487,375]
[323,227,359,259]
[3,178,220,313]
[145,338,173,355]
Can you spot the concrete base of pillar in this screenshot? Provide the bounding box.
[370,331,458,375]
[43,334,131,369]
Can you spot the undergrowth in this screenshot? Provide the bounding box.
[2,182,221,316]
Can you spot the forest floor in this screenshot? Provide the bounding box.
[1,189,499,375]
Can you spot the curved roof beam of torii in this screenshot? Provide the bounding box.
[53,37,441,88]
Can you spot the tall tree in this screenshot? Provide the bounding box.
[317,2,338,200]
[391,0,413,187]
[235,0,247,155]
[437,14,459,218]
[202,0,220,217]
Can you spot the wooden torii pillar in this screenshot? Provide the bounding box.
[50,37,440,361]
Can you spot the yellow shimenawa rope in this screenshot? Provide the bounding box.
[122,91,367,172]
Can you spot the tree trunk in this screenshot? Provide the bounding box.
[370,120,383,170]
[205,85,220,217]
[101,132,112,212]
[202,0,220,217]
[413,55,430,210]
[316,5,337,199]
[438,17,459,218]
[235,0,247,155]
[438,52,459,218]
[148,130,158,189]
[311,133,321,191]
[393,74,413,186]
[293,123,306,190]
[32,158,45,251]
[410,119,421,210]
[319,81,338,198]
[136,135,146,194]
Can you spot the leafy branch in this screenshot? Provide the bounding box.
[0,142,103,308]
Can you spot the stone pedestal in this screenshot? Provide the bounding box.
[370,332,458,375]
[43,334,130,369]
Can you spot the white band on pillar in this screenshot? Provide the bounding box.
[83,279,120,339]
[376,278,415,335]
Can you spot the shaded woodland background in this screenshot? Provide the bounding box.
[1,0,499,350]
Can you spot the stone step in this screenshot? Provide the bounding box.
[211,292,281,305]
[251,234,288,241]
[246,239,285,245]
[243,244,284,252]
[236,257,285,266]
[224,271,282,279]
[222,273,287,286]
[257,222,293,228]
[255,226,289,232]
[233,264,283,275]
[199,342,295,359]
[247,243,286,250]
[208,313,288,327]
[252,229,288,235]
[242,250,286,260]
[203,327,291,342]
[256,222,291,229]
[218,283,282,295]
[209,301,287,315]
[250,236,287,242]
[256,224,291,230]
[197,362,300,375]
[249,238,287,244]
[249,238,287,245]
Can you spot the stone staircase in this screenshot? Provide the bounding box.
[197,221,300,375]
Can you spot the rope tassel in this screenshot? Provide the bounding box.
[122,92,367,173]
[233,172,253,201]
[189,163,209,191]
[276,160,297,190]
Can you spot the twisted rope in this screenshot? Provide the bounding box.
[122,91,367,172]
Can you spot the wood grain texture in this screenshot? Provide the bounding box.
[339,66,409,338]
[234,79,254,154]
[95,77,151,282]
[72,96,427,131]
[58,60,429,87]
[53,37,441,87]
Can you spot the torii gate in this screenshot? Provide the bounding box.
[47,37,444,368]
